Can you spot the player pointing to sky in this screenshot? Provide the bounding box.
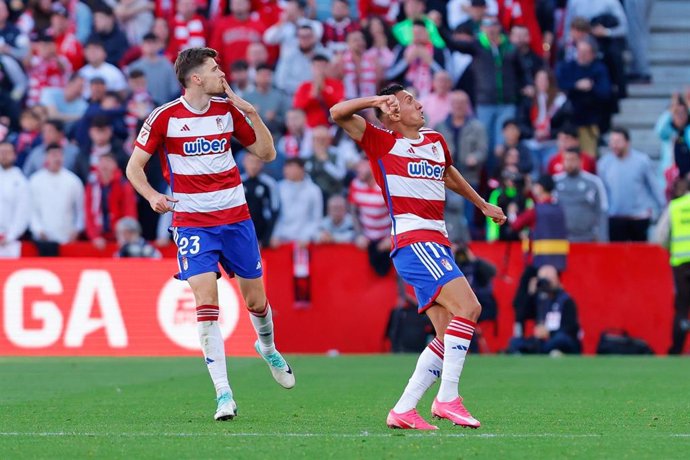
[331,84,506,430]
[126,47,294,422]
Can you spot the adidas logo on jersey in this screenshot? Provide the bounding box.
[408,160,445,180]
[181,124,191,132]
[183,138,228,155]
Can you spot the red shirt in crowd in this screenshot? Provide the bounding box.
[85,169,138,241]
[209,13,266,71]
[292,78,345,128]
[358,0,400,23]
[55,31,84,71]
[251,0,282,27]
[547,151,596,176]
[167,13,207,57]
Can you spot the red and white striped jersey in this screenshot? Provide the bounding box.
[357,122,453,250]
[348,178,391,241]
[134,96,257,228]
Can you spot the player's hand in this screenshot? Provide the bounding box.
[222,79,256,115]
[373,94,400,121]
[149,193,178,214]
[482,202,507,225]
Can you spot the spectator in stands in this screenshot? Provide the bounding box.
[419,70,453,128]
[0,0,29,61]
[263,0,324,58]
[335,29,379,101]
[13,108,43,169]
[494,119,533,176]
[50,4,84,71]
[510,175,569,338]
[547,124,596,176]
[565,0,628,104]
[241,153,279,247]
[25,30,72,108]
[39,73,87,132]
[559,16,591,64]
[359,0,401,24]
[246,42,269,82]
[349,159,392,276]
[84,153,137,250]
[228,60,254,98]
[293,54,344,128]
[554,148,608,242]
[79,40,128,99]
[244,64,290,136]
[442,16,527,162]
[361,15,396,72]
[0,47,27,130]
[507,265,581,355]
[523,69,566,175]
[598,127,666,242]
[271,157,323,246]
[655,94,690,194]
[78,114,128,180]
[273,23,327,96]
[276,109,312,164]
[166,0,207,57]
[89,5,130,66]
[387,20,452,98]
[23,119,79,177]
[434,90,487,238]
[318,195,356,244]
[0,141,30,258]
[449,0,489,35]
[623,0,653,84]
[393,0,445,48]
[28,143,84,251]
[322,0,358,54]
[114,217,161,258]
[128,33,180,105]
[124,70,155,149]
[210,0,266,73]
[304,125,347,202]
[114,0,155,46]
[556,37,612,157]
[510,24,543,82]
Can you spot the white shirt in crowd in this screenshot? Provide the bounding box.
[0,166,31,257]
[28,168,85,244]
[78,63,128,98]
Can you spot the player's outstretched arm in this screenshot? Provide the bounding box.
[330,95,400,142]
[444,165,507,225]
[222,80,276,162]
[126,147,178,214]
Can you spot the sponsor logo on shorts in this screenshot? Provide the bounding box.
[182,138,227,155]
[408,160,445,180]
[181,256,188,271]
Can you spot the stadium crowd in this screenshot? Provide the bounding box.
[0,0,675,262]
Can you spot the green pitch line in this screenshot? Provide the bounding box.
[0,356,689,459]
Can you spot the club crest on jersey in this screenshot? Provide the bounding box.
[182,138,227,155]
[408,159,445,180]
[440,258,453,271]
[216,117,224,131]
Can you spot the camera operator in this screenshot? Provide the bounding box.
[507,265,581,355]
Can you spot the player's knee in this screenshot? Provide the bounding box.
[449,299,481,322]
[244,294,267,313]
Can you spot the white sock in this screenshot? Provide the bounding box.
[393,338,444,413]
[250,302,276,355]
[196,305,231,397]
[437,316,475,402]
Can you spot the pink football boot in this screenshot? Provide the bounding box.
[386,408,439,430]
[431,397,481,428]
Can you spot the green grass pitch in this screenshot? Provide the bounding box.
[1,356,689,459]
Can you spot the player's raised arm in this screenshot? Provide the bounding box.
[222,79,276,162]
[444,165,507,225]
[330,95,400,142]
[126,147,178,214]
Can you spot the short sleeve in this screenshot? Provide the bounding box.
[135,112,165,155]
[356,122,397,161]
[229,103,258,147]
